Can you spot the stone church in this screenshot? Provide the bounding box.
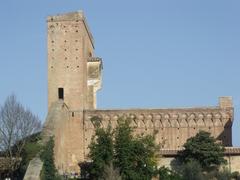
[38,11,240,176]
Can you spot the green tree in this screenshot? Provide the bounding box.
[15,133,42,179]
[40,137,58,180]
[88,124,114,179]
[179,131,226,170]
[158,166,182,180]
[114,119,159,179]
[85,118,159,180]
[180,160,204,180]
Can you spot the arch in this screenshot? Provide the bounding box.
[180,119,188,127]
[213,113,223,127]
[196,113,205,127]
[205,113,214,127]
[179,113,188,127]
[188,114,196,127]
[154,114,162,128]
[171,114,179,127]
[146,114,154,128]
[138,114,146,128]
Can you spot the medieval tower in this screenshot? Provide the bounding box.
[48,11,102,111]
[45,11,102,174]
[25,11,239,177]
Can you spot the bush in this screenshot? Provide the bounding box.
[207,168,240,180]
[79,161,94,179]
[88,125,114,178]
[114,119,159,179]
[40,137,59,180]
[158,166,182,180]
[180,160,204,180]
[82,117,159,180]
[179,131,226,170]
[10,133,42,179]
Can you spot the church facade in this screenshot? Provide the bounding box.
[43,11,240,175]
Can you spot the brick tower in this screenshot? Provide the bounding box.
[47,11,102,111]
[46,11,102,174]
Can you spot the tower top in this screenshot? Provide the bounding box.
[47,11,94,48]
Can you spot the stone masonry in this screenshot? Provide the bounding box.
[43,11,240,175]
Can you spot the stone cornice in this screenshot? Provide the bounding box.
[83,107,233,129]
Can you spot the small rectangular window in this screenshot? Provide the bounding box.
[58,88,64,100]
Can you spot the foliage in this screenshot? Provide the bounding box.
[205,168,240,180]
[114,119,159,179]
[79,161,94,179]
[102,162,121,180]
[179,160,204,180]
[0,133,42,179]
[40,137,58,180]
[158,164,240,180]
[88,124,114,178]
[158,166,182,180]
[0,94,42,176]
[231,171,240,180]
[14,133,42,179]
[179,131,226,170]
[83,117,159,180]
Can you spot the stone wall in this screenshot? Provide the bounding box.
[157,155,240,173]
[23,158,43,180]
[226,155,240,172]
[53,103,85,174]
[83,106,233,157]
[52,104,234,174]
[224,148,240,172]
[157,148,240,173]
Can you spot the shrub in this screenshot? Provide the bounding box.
[40,137,58,180]
[82,117,159,180]
[180,160,204,180]
[179,131,226,170]
[158,166,182,180]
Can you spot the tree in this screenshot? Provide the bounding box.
[84,117,159,180]
[102,162,122,180]
[40,137,58,180]
[180,160,204,180]
[158,166,182,180]
[14,132,42,179]
[88,124,114,179]
[114,119,159,179]
[0,94,42,173]
[179,131,226,170]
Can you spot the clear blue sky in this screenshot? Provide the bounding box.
[0,0,239,146]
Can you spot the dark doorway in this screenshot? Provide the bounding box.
[58,88,64,100]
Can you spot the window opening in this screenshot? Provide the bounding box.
[58,88,64,100]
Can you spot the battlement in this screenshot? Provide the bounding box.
[47,11,94,48]
[82,102,233,155]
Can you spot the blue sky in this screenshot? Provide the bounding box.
[0,0,239,146]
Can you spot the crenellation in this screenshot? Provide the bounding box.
[82,107,233,152]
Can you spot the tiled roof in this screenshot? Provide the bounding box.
[225,147,240,155]
[159,147,240,156]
